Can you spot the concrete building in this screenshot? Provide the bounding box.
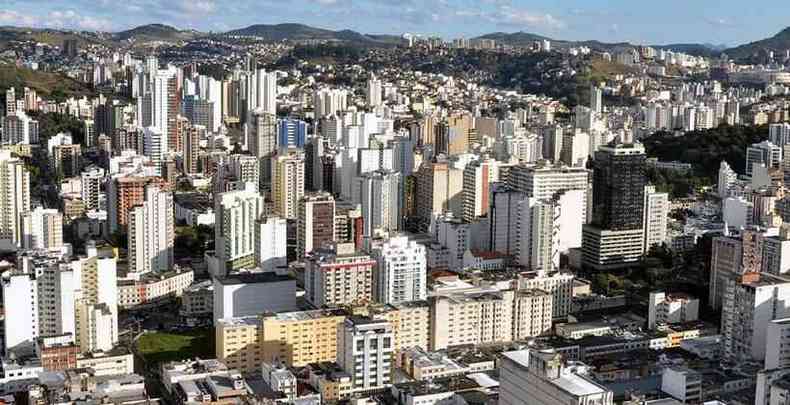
[305,243,375,308]
[338,317,394,393]
[462,159,500,221]
[499,350,613,405]
[643,185,669,251]
[271,150,305,219]
[507,163,590,224]
[746,140,782,177]
[255,216,287,271]
[297,192,335,257]
[21,207,63,251]
[429,288,552,350]
[215,186,265,276]
[117,267,194,308]
[648,292,700,329]
[582,144,647,270]
[721,272,790,363]
[127,184,174,277]
[213,271,297,321]
[0,150,30,251]
[215,309,347,372]
[371,235,427,305]
[359,171,401,240]
[517,270,575,319]
[661,367,703,404]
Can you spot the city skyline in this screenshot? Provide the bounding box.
[1,0,790,46]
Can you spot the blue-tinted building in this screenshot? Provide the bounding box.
[277,119,307,149]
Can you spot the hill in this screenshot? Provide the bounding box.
[0,26,110,50]
[113,24,202,43]
[0,65,92,100]
[475,31,552,47]
[224,23,402,45]
[724,27,790,60]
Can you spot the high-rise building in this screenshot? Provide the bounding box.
[1,270,38,354]
[499,350,613,405]
[277,119,307,150]
[314,88,348,118]
[251,69,277,115]
[338,317,394,392]
[52,144,82,178]
[107,176,161,233]
[215,186,265,276]
[643,185,669,252]
[248,110,277,189]
[128,184,174,276]
[150,68,179,162]
[255,216,287,272]
[297,193,335,257]
[305,243,375,308]
[5,87,16,116]
[507,163,590,223]
[271,150,305,219]
[2,111,39,144]
[746,140,782,178]
[517,271,575,319]
[371,235,427,305]
[721,272,790,363]
[80,167,105,211]
[21,207,63,251]
[182,123,201,175]
[0,150,30,251]
[582,143,647,270]
[590,84,603,115]
[647,291,700,329]
[462,158,500,221]
[366,76,383,107]
[414,160,463,232]
[718,161,738,198]
[359,171,401,240]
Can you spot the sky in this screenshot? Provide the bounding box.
[0,0,788,46]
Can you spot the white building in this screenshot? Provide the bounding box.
[21,207,63,251]
[359,171,400,240]
[338,317,393,392]
[746,140,782,177]
[648,291,700,329]
[255,216,287,271]
[128,184,174,277]
[517,271,575,319]
[717,161,738,198]
[366,76,383,107]
[661,367,702,404]
[499,350,613,405]
[81,166,105,211]
[722,197,754,229]
[0,150,30,251]
[721,272,790,363]
[643,185,669,252]
[371,236,427,305]
[213,271,297,321]
[1,270,38,353]
[215,186,265,276]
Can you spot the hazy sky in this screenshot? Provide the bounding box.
[0,0,787,46]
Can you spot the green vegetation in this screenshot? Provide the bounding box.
[0,65,93,100]
[645,166,710,198]
[136,329,214,364]
[28,111,86,145]
[642,124,769,182]
[174,225,214,258]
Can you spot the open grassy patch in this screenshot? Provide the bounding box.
[136,329,214,364]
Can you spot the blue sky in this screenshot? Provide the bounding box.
[0,0,787,46]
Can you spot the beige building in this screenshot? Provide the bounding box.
[430,288,553,350]
[216,309,348,373]
[363,301,430,355]
[117,268,194,309]
[304,243,374,308]
[271,150,305,219]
